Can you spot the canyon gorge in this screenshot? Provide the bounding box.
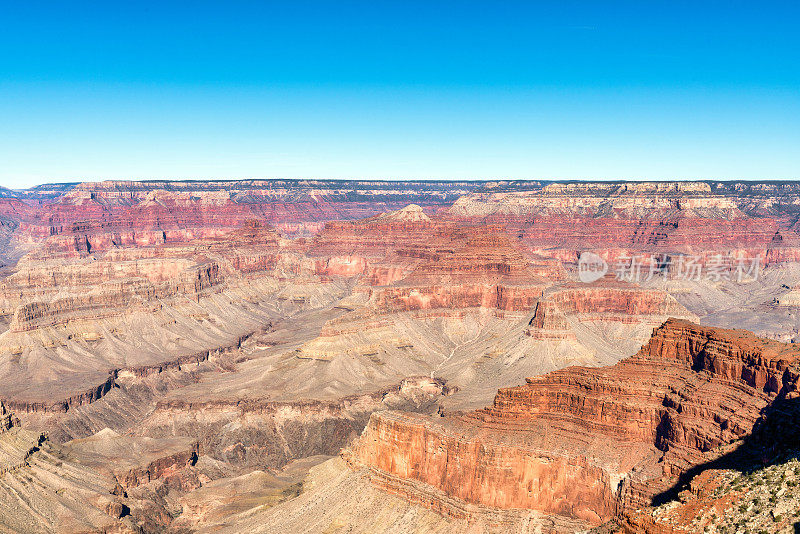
[1,179,800,533]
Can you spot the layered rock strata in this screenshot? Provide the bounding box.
[0,179,478,260]
[0,401,132,533]
[446,182,800,265]
[347,319,800,528]
[526,282,696,339]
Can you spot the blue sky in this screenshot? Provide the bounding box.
[1,1,798,188]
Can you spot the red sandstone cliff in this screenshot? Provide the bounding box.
[446,182,800,265]
[347,319,800,528]
[0,180,474,259]
[526,283,695,340]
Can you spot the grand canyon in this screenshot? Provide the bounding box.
[1,179,800,533]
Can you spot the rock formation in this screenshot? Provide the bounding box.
[346,319,800,530]
[446,181,800,266]
[0,180,799,532]
[0,179,478,261]
[0,401,133,533]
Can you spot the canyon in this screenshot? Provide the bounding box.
[0,179,799,532]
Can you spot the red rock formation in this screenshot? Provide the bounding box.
[524,282,695,340]
[5,180,800,263]
[347,319,800,527]
[373,283,545,313]
[114,442,200,489]
[527,299,576,340]
[446,182,800,264]
[0,179,474,259]
[307,207,562,312]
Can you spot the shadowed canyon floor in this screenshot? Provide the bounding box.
[2,180,800,532]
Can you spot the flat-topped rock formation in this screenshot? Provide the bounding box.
[346,319,800,529]
[0,180,477,260]
[63,429,200,490]
[371,230,556,314]
[445,181,800,265]
[526,282,696,340]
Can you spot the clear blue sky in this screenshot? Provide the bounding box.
[1,1,798,188]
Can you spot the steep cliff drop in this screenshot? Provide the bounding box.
[338,319,800,531]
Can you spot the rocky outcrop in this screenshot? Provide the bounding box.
[347,319,800,528]
[63,429,201,490]
[0,404,132,533]
[8,262,223,331]
[375,203,432,223]
[374,283,545,313]
[307,210,562,314]
[540,285,692,320]
[525,283,695,341]
[622,456,800,533]
[0,402,17,431]
[526,283,695,338]
[527,299,576,340]
[0,373,117,414]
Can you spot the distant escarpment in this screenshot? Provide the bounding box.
[0,179,478,259]
[446,181,800,264]
[346,319,800,529]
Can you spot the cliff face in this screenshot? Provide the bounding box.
[0,402,134,532]
[0,179,476,259]
[446,182,800,264]
[309,208,561,313]
[350,410,619,525]
[347,319,800,528]
[373,283,545,313]
[369,231,554,314]
[526,283,695,340]
[8,263,223,332]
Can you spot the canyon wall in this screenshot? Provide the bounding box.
[348,319,800,528]
[0,179,479,261]
[2,180,800,531]
[445,181,800,265]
